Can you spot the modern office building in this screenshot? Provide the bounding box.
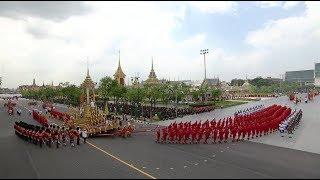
[284,69,315,85]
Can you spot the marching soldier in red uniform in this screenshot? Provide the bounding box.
[38,128,44,148]
[161,128,168,143]
[184,128,191,144]
[224,129,229,143]
[156,129,161,143]
[61,127,67,146]
[191,129,197,144]
[204,128,211,144]
[197,129,204,143]
[69,127,75,147]
[212,129,217,143]
[219,129,224,143]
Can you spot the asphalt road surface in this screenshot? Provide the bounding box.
[1,97,320,179]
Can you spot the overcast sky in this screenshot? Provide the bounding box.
[0,1,319,88]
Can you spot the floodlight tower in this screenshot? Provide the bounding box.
[200,49,209,81]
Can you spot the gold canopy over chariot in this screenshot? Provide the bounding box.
[66,67,120,137]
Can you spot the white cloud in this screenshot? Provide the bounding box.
[283,1,301,10]
[256,1,302,10]
[1,1,319,89]
[243,1,320,76]
[256,1,283,8]
[188,1,238,14]
[0,1,208,88]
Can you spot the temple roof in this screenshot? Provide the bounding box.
[145,57,159,84]
[113,51,126,79]
[81,67,95,89]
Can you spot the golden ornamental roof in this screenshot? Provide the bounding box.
[113,51,126,78]
[147,57,158,82]
[114,60,126,78]
[145,77,160,85]
[81,68,95,89]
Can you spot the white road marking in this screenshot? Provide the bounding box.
[183,166,187,168]
[26,150,40,179]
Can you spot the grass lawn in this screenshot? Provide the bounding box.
[232,98,260,101]
[215,100,248,108]
[188,100,247,109]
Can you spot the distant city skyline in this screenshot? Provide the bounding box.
[0,1,319,88]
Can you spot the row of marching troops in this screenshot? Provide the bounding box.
[106,103,214,120]
[32,110,49,127]
[155,104,292,144]
[279,109,303,136]
[234,104,264,116]
[14,121,88,148]
[47,108,71,122]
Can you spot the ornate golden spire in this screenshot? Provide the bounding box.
[81,62,95,89]
[148,56,157,79]
[145,56,159,85]
[113,50,126,86]
[151,56,154,71]
[86,58,90,77]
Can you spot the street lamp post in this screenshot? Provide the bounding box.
[200,49,209,81]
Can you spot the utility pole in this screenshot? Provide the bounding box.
[200,49,209,81]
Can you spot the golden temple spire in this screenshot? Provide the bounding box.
[86,58,90,77]
[151,56,154,71]
[118,50,121,67]
[113,49,126,86]
[145,56,159,85]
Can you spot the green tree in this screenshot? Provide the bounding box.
[231,79,245,86]
[60,85,81,106]
[211,89,222,101]
[143,84,162,108]
[111,84,127,103]
[126,87,145,104]
[158,84,171,106]
[191,90,200,102]
[250,77,274,88]
[97,76,117,102]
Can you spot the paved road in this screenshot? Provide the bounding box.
[1,98,320,179]
[154,94,320,154]
[250,94,320,154]
[0,99,147,179]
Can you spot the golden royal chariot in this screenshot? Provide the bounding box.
[64,68,134,138]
